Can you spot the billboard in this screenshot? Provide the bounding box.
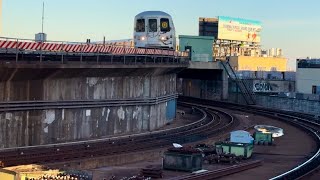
[218,16,262,42]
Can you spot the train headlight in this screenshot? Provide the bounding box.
[160,36,169,41]
[140,36,146,41]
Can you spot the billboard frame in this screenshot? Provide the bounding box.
[217,16,262,43]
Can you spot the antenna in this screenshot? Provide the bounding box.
[42,1,45,34]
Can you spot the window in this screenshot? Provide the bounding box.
[312,85,317,94]
[136,19,145,32]
[160,18,170,32]
[148,19,157,32]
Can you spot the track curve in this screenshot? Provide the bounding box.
[0,105,235,167]
[179,96,320,180]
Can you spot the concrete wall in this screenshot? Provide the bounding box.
[229,80,295,93]
[0,104,169,148]
[256,95,320,116]
[0,75,176,101]
[228,93,320,117]
[178,79,223,101]
[0,71,178,148]
[296,68,320,94]
[252,80,295,93]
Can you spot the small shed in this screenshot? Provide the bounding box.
[215,142,254,158]
[179,35,214,62]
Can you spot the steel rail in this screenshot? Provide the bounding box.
[169,160,263,180]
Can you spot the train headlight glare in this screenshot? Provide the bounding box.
[161,36,166,41]
[140,36,146,41]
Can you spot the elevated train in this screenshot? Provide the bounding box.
[0,11,181,57]
[134,11,176,50]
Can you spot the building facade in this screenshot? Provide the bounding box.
[179,35,214,62]
[296,59,320,94]
[229,56,287,72]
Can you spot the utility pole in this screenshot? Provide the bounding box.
[0,0,2,35]
[40,1,45,62]
[42,1,45,34]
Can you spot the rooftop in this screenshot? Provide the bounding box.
[297,59,320,68]
[135,11,171,18]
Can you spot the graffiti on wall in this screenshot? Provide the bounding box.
[253,81,279,92]
[254,82,273,92]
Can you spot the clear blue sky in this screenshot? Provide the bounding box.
[3,0,320,69]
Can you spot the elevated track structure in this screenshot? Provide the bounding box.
[0,36,189,148]
[0,37,188,65]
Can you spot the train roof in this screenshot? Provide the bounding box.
[135,11,172,18]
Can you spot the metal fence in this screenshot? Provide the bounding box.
[0,37,189,65]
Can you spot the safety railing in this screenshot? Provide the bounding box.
[220,59,256,105]
[0,37,190,65]
[0,37,188,56]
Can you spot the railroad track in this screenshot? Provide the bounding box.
[2,96,319,179]
[0,105,235,167]
[169,160,263,180]
[179,96,320,180]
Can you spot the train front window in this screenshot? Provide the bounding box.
[160,18,170,32]
[136,19,145,32]
[148,19,157,32]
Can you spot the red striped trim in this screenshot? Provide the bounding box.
[0,40,6,48]
[136,49,145,54]
[105,46,112,53]
[146,49,155,55]
[24,42,32,50]
[155,49,162,55]
[8,41,17,49]
[126,48,135,54]
[1,41,15,48]
[0,39,183,56]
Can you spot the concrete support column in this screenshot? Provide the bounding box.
[222,70,229,100]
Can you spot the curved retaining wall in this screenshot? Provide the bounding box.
[0,70,178,148]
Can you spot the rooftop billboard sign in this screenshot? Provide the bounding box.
[218,16,262,43]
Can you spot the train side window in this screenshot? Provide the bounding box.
[148,19,157,32]
[136,19,145,32]
[160,18,170,32]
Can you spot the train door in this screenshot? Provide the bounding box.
[146,18,159,47]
